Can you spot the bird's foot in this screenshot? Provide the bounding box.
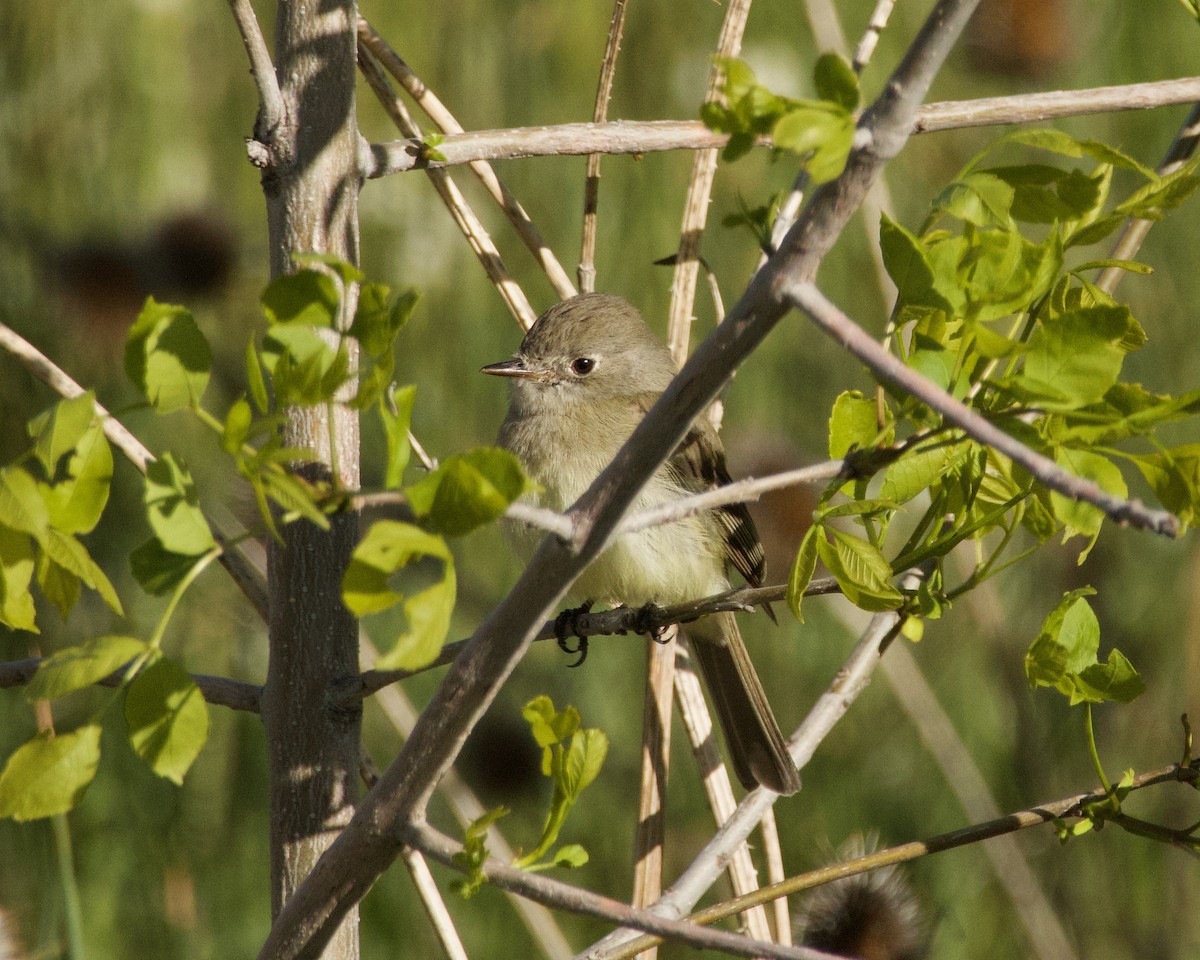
[554,600,594,667]
[632,602,670,642]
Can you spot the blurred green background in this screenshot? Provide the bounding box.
[1,1,1198,957]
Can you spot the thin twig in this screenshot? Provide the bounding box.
[356,43,537,329]
[631,625,674,960]
[357,19,576,301]
[666,0,753,361]
[783,282,1179,537]
[759,805,791,945]
[365,77,1200,176]
[579,0,631,294]
[852,0,899,73]
[672,641,774,944]
[406,823,834,960]
[0,322,270,620]
[1097,100,1200,295]
[604,759,1200,960]
[402,847,471,960]
[0,657,263,713]
[226,0,284,139]
[336,577,840,707]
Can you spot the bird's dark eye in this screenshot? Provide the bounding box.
[571,357,596,376]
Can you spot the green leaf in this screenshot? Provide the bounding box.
[0,465,49,539]
[1048,447,1128,556]
[772,104,854,183]
[342,520,456,670]
[245,341,270,413]
[144,454,215,556]
[27,392,96,478]
[221,398,253,454]
[125,298,212,413]
[380,385,418,488]
[879,214,954,313]
[812,52,859,110]
[40,529,123,616]
[0,726,102,821]
[550,844,589,869]
[36,552,78,620]
[0,525,37,632]
[350,285,418,357]
[523,696,583,770]
[261,269,340,327]
[27,635,148,702]
[125,657,210,785]
[933,173,1014,227]
[261,325,349,406]
[1024,588,1099,691]
[1072,649,1145,705]
[259,470,329,529]
[38,420,112,536]
[997,129,1155,179]
[816,528,904,611]
[1022,305,1131,408]
[291,253,365,286]
[881,442,969,505]
[828,390,882,459]
[130,538,210,596]
[1130,444,1200,529]
[406,447,535,536]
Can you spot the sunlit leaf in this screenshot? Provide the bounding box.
[0,726,102,821]
[27,635,147,702]
[125,657,210,785]
[125,298,212,413]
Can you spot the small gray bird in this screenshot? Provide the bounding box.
[482,293,801,795]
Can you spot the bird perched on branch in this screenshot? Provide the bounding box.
[483,293,801,795]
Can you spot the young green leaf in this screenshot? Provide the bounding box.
[406,447,535,537]
[40,528,123,616]
[125,657,210,785]
[27,635,147,702]
[130,538,211,597]
[878,214,955,313]
[0,525,37,632]
[881,442,969,505]
[342,520,456,671]
[828,390,883,459]
[380,385,418,489]
[786,524,820,624]
[812,52,859,110]
[350,285,418,357]
[125,298,212,414]
[0,726,102,821]
[290,253,366,286]
[816,528,904,610]
[1022,305,1131,408]
[261,269,340,328]
[0,465,49,539]
[245,341,271,413]
[1048,447,1127,557]
[1024,588,1099,692]
[144,453,215,556]
[221,398,253,454]
[27,392,96,479]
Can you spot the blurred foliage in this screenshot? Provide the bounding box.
[2,1,1199,958]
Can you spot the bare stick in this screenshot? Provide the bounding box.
[365,77,1200,176]
[357,43,537,329]
[226,0,284,138]
[783,282,1179,536]
[406,823,833,960]
[1097,101,1200,295]
[402,847,471,960]
[604,759,1200,960]
[852,0,899,73]
[0,657,263,714]
[357,20,576,301]
[0,322,270,620]
[337,577,841,706]
[673,641,774,944]
[666,0,753,361]
[579,0,630,293]
[631,626,674,960]
[758,806,791,945]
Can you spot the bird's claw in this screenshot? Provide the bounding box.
[554,601,594,667]
[632,602,669,642]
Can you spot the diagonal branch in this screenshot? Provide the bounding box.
[782,282,1179,536]
[226,0,284,141]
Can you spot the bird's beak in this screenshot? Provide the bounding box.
[481,358,543,380]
